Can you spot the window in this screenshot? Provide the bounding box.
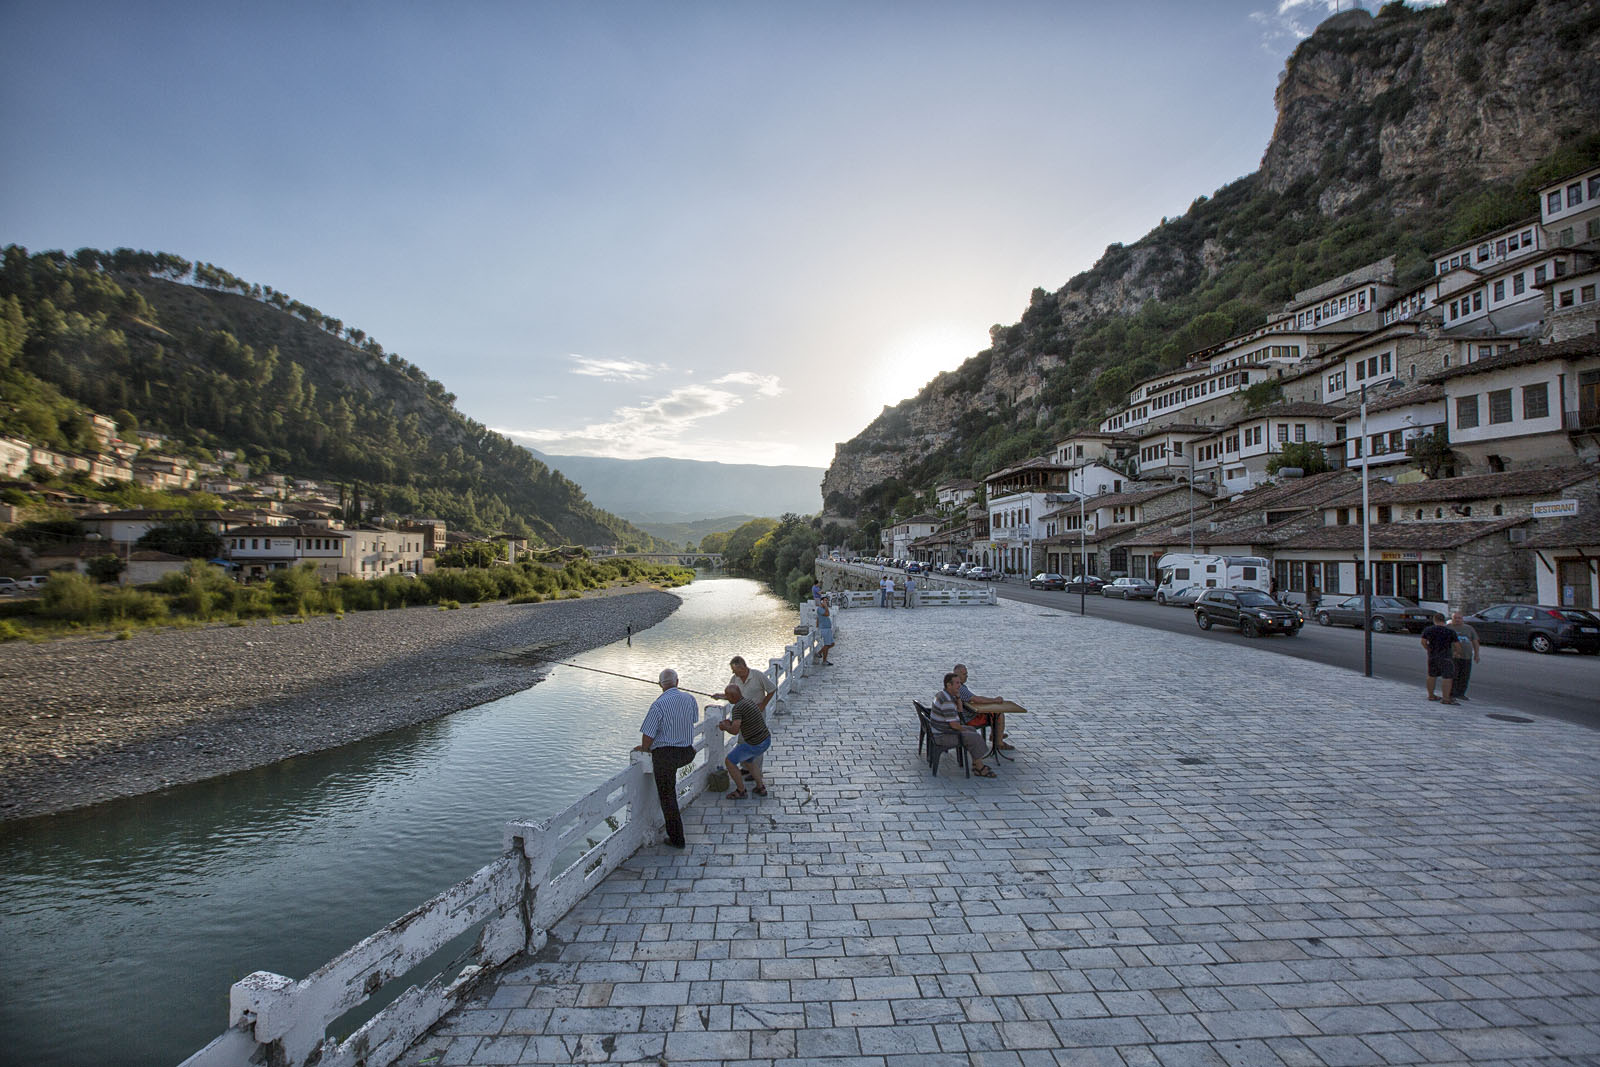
[1356,360,1367,380]
[1449,300,1459,319]
[1380,353,1391,373]
[1524,382,1549,420]
[1457,394,1479,429]
[1389,430,1403,451]
[1569,182,1583,207]
[1422,563,1444,602]
[1513,273,1525,295]
[1560,289,1575,308]
[1473,292,1482,311]
[1584,284,1597,303]
[1548,191,1563,213]
[1488,389,1513,424]
[1590,175,1600,199]
[1494,280,1505,301]
[1295,424,1306,442]
[1277,424,1289,443]
[1559,228,1574,247]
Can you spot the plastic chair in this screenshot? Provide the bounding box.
[913,701,969,778]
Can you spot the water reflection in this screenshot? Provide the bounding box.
[0,576,798,1067]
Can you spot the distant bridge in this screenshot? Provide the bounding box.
[602,552,722,567]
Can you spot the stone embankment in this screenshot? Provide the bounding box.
[0,587,680,823]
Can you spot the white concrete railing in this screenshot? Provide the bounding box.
[180,626,824,1067]
[818,560,997,607]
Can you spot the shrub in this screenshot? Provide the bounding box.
[39,572,99,623]
[100,586,169,622]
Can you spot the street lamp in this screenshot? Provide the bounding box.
[1360,383,1373,678]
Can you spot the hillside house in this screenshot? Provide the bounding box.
[1429,334,1600,473]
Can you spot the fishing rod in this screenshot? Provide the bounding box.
[466,643,725,699]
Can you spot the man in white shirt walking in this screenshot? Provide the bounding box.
[633,668,699,849]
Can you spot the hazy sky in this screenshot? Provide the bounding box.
[1,0,1399,468]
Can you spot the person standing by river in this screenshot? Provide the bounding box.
[632,668,699,848]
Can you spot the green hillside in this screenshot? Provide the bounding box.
[0,246,668,548]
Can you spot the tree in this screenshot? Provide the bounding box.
[86,554,126,584]
[1405,428,1456,480]
[1266,441,1333,476]
[136,520,223,559]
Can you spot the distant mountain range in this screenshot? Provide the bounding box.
[528,450,823,524]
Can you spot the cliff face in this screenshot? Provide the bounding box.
[1261,3,1600,212]
[820,0,1600,514]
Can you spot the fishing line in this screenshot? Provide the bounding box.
[466,643,724,699]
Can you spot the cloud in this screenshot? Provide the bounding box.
[711,371,784,398]
[1249,0,1445,52]
[567,355,666,382]
[497,372,787,459]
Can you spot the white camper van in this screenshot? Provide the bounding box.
[1155,554,1270,605]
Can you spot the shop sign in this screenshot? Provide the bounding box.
[1531,499,1579,518]
[1379,551,1422,561]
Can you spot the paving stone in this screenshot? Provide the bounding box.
[399,599,1600,1065]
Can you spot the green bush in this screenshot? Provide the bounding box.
[100,586,169,622]
[39,572,99,622]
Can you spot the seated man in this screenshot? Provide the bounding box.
[953,663,1015,750]
[718,684,770,798]
[930,672,995,777]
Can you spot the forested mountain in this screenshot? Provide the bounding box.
[822,0,1600,519]
[529,449,823,524]
[0,248,667,548]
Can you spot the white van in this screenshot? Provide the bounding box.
[1155,554,1270,605]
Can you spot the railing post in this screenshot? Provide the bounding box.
[628,751,661,849]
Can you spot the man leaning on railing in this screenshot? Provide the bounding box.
[632,669,698,849]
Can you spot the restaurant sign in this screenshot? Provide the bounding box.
[1530,499,1579,518]
[1378,551,1422,561]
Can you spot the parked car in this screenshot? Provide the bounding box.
[1194,588,1302,637]
[0,577,19,595]
[1314,595,1433,633]
[1028,572,1067,591]
[905,562,924,575]
[1064,575,1106,593]
[1101,578,1155,600]
[1465,604,1600,654]
[966,566,1000,581]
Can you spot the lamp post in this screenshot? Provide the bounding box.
[1361,383,1373,678]
[1078,486,1088,617]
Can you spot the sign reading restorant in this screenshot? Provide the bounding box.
[1531,499,1580,518]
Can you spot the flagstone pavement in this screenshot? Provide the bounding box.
[397,597,1600,1066]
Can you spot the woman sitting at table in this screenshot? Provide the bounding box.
[931,672,996,777]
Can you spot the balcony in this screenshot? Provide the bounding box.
[1567,408,1600,432]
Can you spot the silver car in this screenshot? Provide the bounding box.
[1101,578,1155,600]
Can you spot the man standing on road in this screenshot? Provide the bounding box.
[632,669,699,849]
[1447,610,1481,701]
[880,574,893,608]
[1420,613,1457,705]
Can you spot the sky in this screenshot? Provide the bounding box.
[0,0,1410,469]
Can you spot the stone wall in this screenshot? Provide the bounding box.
[1448,527,1536,614]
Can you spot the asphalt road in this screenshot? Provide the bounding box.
[965,578,1600,730]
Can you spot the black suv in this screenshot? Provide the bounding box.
[1195,588,1302,637]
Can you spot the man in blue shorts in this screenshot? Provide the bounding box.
[719,684,770,798]
[1419,613,1456,706]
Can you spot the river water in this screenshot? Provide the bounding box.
[0,576,799,1067]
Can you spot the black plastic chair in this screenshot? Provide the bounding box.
[913,701,969,778]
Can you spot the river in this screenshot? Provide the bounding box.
[0,576,799,1067]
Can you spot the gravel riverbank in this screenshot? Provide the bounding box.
[0,586,681,823]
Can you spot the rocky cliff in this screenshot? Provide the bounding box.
[821,0,1600,515]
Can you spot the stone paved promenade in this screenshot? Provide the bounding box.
[398,598,1600,1066]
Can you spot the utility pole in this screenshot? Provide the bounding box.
[1361,383,1373,678]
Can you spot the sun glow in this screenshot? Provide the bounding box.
[867,322,988,410]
